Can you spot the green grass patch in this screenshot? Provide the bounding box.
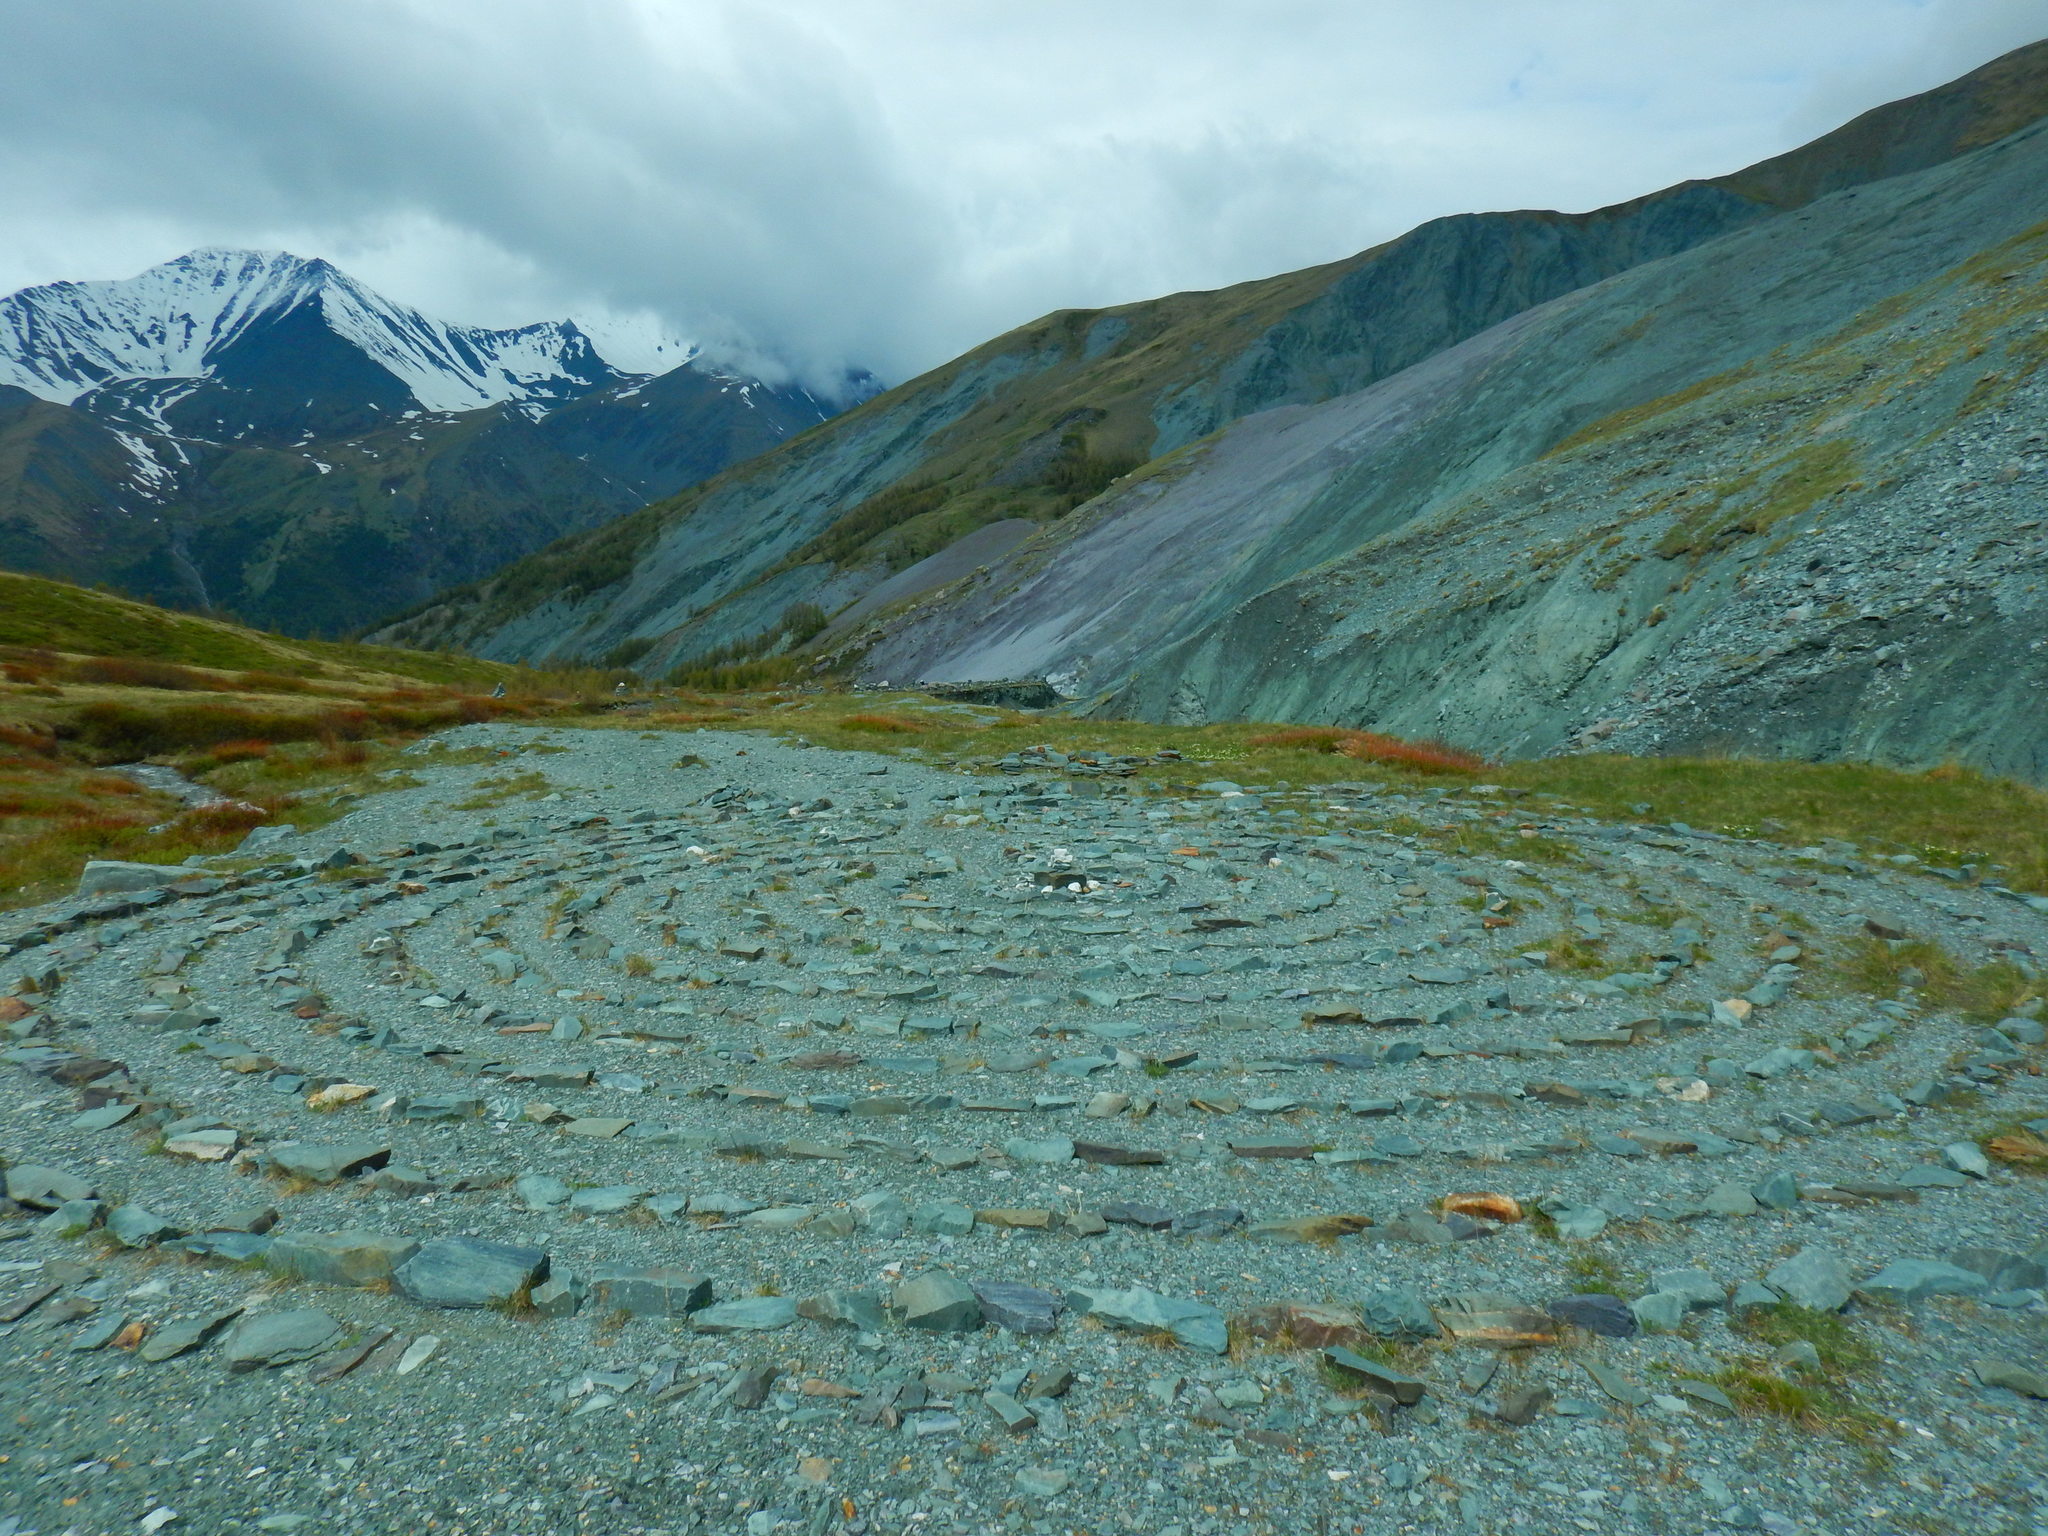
[1727,1304,1879,1374]
[1656,439,1861,559]
[453,770,553,811]
[1486,755,2048,893]
[1829,936,2040,1021]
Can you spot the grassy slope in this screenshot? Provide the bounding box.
[0,571,631,909]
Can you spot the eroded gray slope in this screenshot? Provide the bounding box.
[854,121,2048,779]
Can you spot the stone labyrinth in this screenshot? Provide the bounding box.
[2,721,2045,1536]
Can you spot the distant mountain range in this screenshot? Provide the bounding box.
[377,38,2048,778]
[0,249,870,634]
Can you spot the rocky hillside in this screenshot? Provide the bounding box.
[376,41,2048,709]
[865,107,2048,781]
[0,251,858,636]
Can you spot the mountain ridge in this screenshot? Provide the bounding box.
[1,247,658,417]
[0,248,868,635]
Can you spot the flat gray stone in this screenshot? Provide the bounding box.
[1581,1359,1650,1407]
[138,1305,242,1362]
[589,1266,712,1317]
[4,1165,95,1209]
[1321,1346,1426,1404]
[105,1204,182,1248]
[1750,1171,1799,1210]
[268,1142,390,1183]
[1003,1137,1074,1165]
[1068,1285,1226,1353]
[1942,1142,1991,1179]
[568,1185,643,1215]
[394,1237,548,1308]
[267,1229,420,1288]
[36,1198,103,1238]
[77,859,187,896]
[796,1289,888,1332]
[224,1308,343,1370]
[972,1281,1064,1335]
[1361,1285,1439,1340]
[1974,1359,2048,1398]
[513,1173,572,1210]
[1629,1292,1689,1332]
[1551,1204,1609,1240]
[692,1297,799,1332]
[913,1200,976,1236]
[73,1102,138,1131]
[1855,1260,1990,1305]
[1547,1294,1636,1338]
[1650,1269,1726,1310]
[1703,1182,1758,1217]
[531,1272,586,1318]
[1730,1281,1781,1313]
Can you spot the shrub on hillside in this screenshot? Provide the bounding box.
[67,656,213,691]
[1245,724,1485,774]
[60,696,518,757]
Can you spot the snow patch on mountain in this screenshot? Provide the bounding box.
[0,248,701,415]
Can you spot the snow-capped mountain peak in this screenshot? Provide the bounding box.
[0,248,695,416]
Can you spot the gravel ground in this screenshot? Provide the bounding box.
[2,719,2045,1536]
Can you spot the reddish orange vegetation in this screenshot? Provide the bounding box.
[1246,724,1485,774]
[203,738,274,765]
[65,656,214,690]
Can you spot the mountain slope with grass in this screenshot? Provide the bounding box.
[372,40,2048,683]
[0,250,859,635]
[0,569,647,908]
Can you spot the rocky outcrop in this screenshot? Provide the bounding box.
[860,111,2048,778]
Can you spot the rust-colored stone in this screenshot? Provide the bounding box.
[1232,1301,1367,1351]
[1438,1307,1559,1349]
[1442,1192,1523,1223]
[799,1378,862,1398]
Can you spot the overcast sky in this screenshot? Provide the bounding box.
[3,0,2044,391]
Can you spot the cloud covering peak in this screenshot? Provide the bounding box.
[4,0,2043,391]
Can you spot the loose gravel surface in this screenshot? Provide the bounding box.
[2,721,2045,1536]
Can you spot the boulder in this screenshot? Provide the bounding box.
[893,1272,983,1332]
[76,860,186,897]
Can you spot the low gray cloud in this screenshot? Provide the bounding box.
[2,0,2042,392]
